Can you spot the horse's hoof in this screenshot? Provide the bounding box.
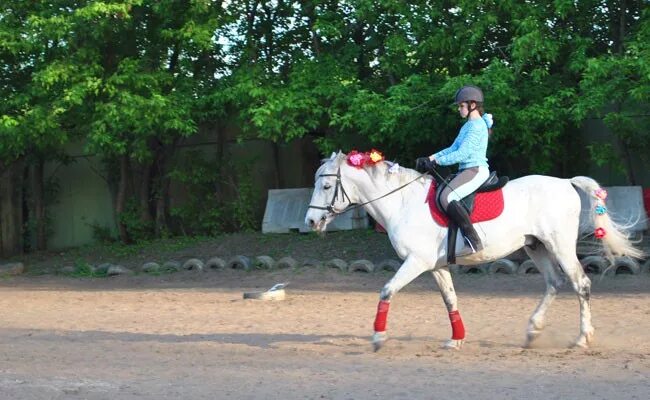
[524,330,541,348]
[441,339,463,350]
[372,332,387,352]
[573,331,594,349]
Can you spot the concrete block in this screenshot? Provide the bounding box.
[262,188,368,233]
[578,186,648,233]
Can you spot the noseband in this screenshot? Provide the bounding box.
[308,165,427,216]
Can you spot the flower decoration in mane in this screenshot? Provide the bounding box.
[367,149,384,164]
[347,150,368,168]
[346,149,385,168]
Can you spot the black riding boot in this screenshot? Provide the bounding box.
[446,200,483,253]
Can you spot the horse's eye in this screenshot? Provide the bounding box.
[323,183,332,190]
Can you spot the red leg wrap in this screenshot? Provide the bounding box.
[448,310,466,340]
[374,300,390,332]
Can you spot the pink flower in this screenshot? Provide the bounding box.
[594,188,608,200]
[594,227,607,239]
[347,150,367,168]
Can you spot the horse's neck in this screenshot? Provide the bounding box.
[355,173,429,231]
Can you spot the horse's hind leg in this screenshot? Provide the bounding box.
[431,267,465,350]
[563,256,594,348]
[523,244,564,347]
[543,241,594,348]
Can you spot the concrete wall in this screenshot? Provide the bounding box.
[38,114,650,249]
[43,134,322,249]
[45,145,118,249]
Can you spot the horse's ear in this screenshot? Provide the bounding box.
[330,152,337,160]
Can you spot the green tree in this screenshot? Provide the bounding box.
[574,6,650,184]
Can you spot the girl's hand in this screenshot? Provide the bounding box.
[428,155,436,163]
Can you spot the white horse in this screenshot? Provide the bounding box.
[304,152,643,351]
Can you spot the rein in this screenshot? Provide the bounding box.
[308,166,428,216]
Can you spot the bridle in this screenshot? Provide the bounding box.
[307,167,353,215]
[307,165,427,216]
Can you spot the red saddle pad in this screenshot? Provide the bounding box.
[426,181,505,227]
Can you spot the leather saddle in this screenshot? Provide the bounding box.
[435,171,509,264]
[435,171,508,213]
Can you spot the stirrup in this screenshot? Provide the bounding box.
[455,236,478,257]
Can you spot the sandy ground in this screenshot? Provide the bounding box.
[0,268,648,400]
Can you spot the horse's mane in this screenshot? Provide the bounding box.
[317,152,430,188]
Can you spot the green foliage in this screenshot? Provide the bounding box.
[572,7,650,183]
[67,260,107,278]
[118,199,154,243]
[169,150,224,236]
[168,150,261,234]
[2,1,650,254]
[86,220,117,244]
[24,174,61,251]
[225,159,260,232]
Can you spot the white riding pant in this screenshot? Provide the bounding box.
[441,166,490,210]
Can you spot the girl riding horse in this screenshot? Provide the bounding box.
[421,85,493,255]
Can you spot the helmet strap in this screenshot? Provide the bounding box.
[467,101,478,118]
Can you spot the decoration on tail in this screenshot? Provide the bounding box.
[593,187,608,239]
[594,188,608,200]
[595,204,607,215]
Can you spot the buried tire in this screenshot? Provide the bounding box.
[487,259,518,274]
[348,259,375,273]
[517,259,539,275]
[580,255,608,274]
[606,256,640,275]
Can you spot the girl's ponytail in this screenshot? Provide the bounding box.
[477,104,493,136]
[482,113,493,136]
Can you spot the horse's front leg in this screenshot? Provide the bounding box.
[431,267,465,350]
[373,255,430,351]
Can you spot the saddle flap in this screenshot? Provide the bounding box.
[427,181,505,227]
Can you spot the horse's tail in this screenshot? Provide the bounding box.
[570,176,644,261]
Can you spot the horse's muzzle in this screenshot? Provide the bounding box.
[306,214,328,232]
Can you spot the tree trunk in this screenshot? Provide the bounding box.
[0,159,24,258]
[352,22,369,80]
[139,159,154,226]
[214,124,226,204]
[155,178,169,236]
[302,2,321,58]
[154,139,180,236]
[115,154,131,244]
[271,141,282,189]
[619,137,636,185]
[245,0,260,63]
[30,160,47,250]
[618,0,626,54]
